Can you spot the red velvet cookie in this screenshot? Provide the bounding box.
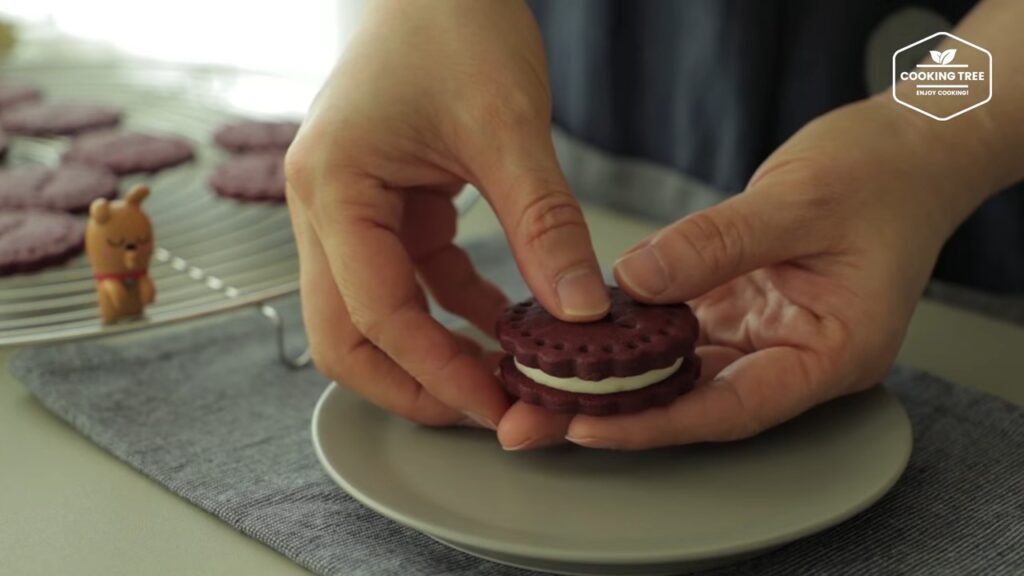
[496,287,701,415]
[0,210,85,276]
[209,152,285,203]
[0,102,121,136]
[63,131,194,175]
[0,82,43,112]
[213,120,299,153]
[0,164,118,212]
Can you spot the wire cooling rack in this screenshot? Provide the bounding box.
[0,58,312,363]
[0,56,479,363]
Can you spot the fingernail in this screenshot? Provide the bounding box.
[463,411,497,431]
[555,268,610,319]
[565,434,617,449]
[503,437,563,451]
[615,246,668,298]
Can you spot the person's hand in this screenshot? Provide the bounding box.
[286,0,609,429]
[497,96,988,450]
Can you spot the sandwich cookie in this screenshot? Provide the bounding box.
[497,287,701,416]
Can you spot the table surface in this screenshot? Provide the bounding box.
[2,200,1023,576]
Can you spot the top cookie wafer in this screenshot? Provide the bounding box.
[496,287,699,380]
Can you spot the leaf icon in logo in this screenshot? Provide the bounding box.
[930,50,944,63]
[941,49,957,64]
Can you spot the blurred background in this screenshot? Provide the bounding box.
[0,0,363,80]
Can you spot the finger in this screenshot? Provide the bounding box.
[693,345,744,385]
[613,191,819,303]
[452,332,484,358]
[478,349,505,375]
[455,348,507,429]
[400,190,509,336]
[497,401,573,451]
[287,189,463,426]
[297,173,509,427]
[398,185,464,255]
[566,346,831,449]
[495,346,738,450]
[417,243,509,336]
[465,126,609,321]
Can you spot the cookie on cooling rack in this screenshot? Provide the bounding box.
[213,120,299,153]
[0,102,121,136]
[209,152,285,203]
[0,82,43,112]
[0,209,85,276]
[0,164,118,213]
[496,287,701,416]
[63,131,194,175]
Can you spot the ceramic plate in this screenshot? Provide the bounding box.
[313,374,911,575]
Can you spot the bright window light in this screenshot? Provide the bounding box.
[0,0,367,80]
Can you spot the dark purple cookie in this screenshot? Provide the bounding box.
[0,210,85,276]
[498,288,699,379]
[500,354,701,416]
[63,131,194,175]
[0,164,118,212]
[496,287,701,415]
[0,82,43,111]
[213,120,299,153]
[209,152,285,203]
[0,102,121,136]
[0,128,7,163]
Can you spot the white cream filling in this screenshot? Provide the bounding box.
[514,357,684,395]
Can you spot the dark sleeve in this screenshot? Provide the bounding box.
[527,0,1024,292]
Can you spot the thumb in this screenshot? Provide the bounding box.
[473,132,609,321]
[614,191,812,303]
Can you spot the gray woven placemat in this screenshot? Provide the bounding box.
[9,237,1024,575]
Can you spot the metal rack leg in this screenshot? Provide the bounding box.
[259,303,311,370]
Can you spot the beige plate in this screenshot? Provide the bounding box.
[313,382,911,575]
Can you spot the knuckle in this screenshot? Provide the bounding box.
[284,126,365,210]
[347,290,418,346]
[284,135,321,207]
[284,135,311,185]
[516,188,587,250]
[346,304,379,342]
[671,209,747,277]
[308,340,343,383]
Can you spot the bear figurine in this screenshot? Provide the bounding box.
[86,184,156,324]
